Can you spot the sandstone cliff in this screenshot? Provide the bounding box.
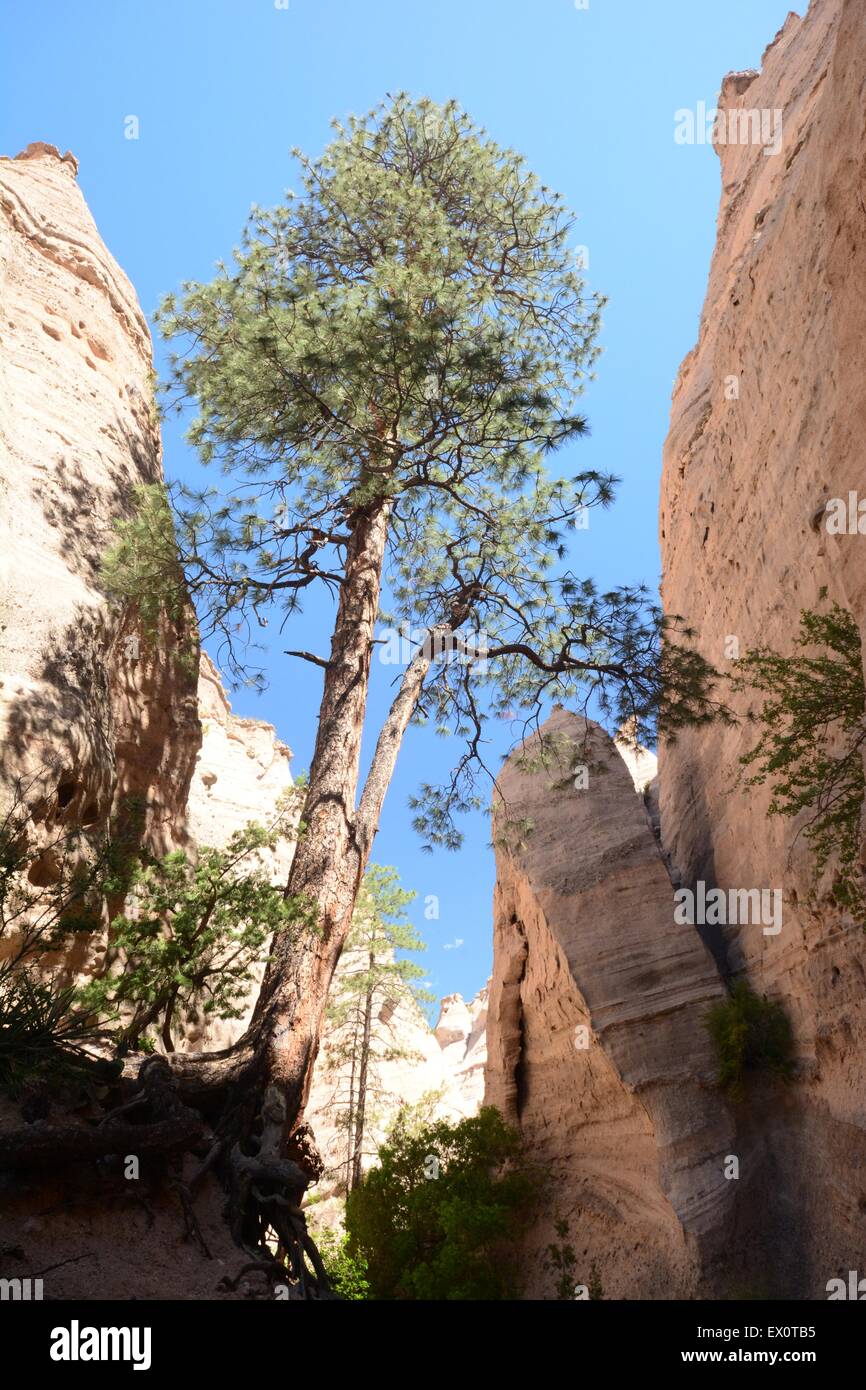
[305,985,486,1195]
[659,0,866,1295]
[0,143,199,895]
[485,711,734,1298]
[0,144,246,1300]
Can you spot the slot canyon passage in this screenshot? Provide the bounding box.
[2,0,866,1305]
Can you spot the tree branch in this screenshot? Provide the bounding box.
[284,650,332,670]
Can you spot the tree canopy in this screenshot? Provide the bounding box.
[145,93,714,852]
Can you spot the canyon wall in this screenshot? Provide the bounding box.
[0,142,199,902]
[485,711,734,1299]
[0,144,241,1300]
[484,0,866,1302]
[658,0,866,1296]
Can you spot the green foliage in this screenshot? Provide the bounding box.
[0,963,120,1096]
[100,482,198,669]
[543,1218,603,1300]
[0,786,125,1095]
[78,807,310,1051]
[733,601,866,919]
[706,981,794,1101]
[314,1228,370,1301]
[333,864,432,1019]
[587,1261,604,1301]
[151,92,719,844]
[324,863,433,1189]
[345,1105,533,1299]
[0,778,308,1070]
[544,1218,577,1300]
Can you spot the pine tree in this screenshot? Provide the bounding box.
[105,93,718,1181]
[321,864,433,1191]
[732,598,866,918]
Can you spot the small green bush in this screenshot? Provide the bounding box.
[315,1229,370,1301]
[0,964,120,1096]
[706,980,794,1100]
[345,1105,533,1300]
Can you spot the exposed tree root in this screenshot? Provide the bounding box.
[1,1052,333,1298]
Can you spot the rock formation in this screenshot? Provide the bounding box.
[658,0,866,1297]
[481,0,866,1302]
[434,988,488,1115]
[0,142,199,890]
[305,984,486,1195]
[187,653,295,877]
[0,144,246,1300]
[485,711,734,1298]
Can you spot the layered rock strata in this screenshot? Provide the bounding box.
[0,143,199,888]
[485,710,735,1299]
[659,0,866,1295]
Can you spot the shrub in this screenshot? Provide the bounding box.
[706,981,794,1100]
[77,807,309,1052]
[544,1219,603,1300]
[345,1106,533,1300]
[0,963,120,1096]
[544,1217,577,1300]
[733,600,866,919]
[315,1228,369,1301]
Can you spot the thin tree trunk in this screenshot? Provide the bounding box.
[350,965,375,1192]
[249,496,392,1144]
[161,985,179,1053]
[247,510,463,1152]
[344,1008,359,1192]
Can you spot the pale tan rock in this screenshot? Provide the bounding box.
[485,710,735,1299]
[176,652,297,1050]
[659,0,866,1295]
[614,720,658,795]
[305,981,487,1190]
[187,652,294,879]
[434,992,473,1048]
[0,143,198,926]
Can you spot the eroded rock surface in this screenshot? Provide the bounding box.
[0,143,199,873]
[659,0,866,1296]
[305,984,486,1193]
[485,711,734,1298]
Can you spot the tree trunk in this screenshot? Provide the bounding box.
[243,513,460,1160]
[249,496,392,1145]
[344,1007,359,1191]
[350,970,374,1192]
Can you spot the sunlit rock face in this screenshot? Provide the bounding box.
[0,143,199,963]
[485,710,734,1299]
[304,983,487,1193]
[659,0,866,1295]
[173,652,297,1051]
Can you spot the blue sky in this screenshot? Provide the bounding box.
[2,0,796,1005]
